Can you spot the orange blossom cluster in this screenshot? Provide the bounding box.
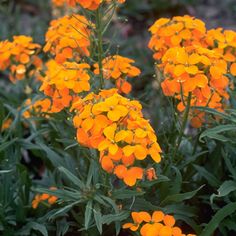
[0,35,42,82]
[44,14,93,64]
[71,89,162,186]
[148,15,236,127]
[32,187,58,209]
[123,211,196,236]
[23,98,53,118]
[39,60,90,113]
[94,55,141,94]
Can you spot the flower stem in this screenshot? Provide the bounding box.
[174,92,192,156]
[96,8,104,89]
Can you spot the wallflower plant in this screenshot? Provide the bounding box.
[0,1,236,236]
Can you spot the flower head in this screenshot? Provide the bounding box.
[44,14,92,63]
[32,187,58,209]
[40,60,90,112]
[94,55,141,94]
[149,15,236,127]
[0,36,42,82]
[72,89,162,186]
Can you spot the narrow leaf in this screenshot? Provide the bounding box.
[85,201,93,230]
[58,166,85,190]
[200,202,236,236]
[160,185,204,206]
[210,180,236,203]
[193,164,220,187]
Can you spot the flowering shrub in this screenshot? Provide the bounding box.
[0,1,236,236]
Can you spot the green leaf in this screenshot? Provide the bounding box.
[202,133,232,142]
[18,222,48,236]
[48,202,80,221]
[85,200,93,230]
[0,138,18,152]
[100,195,119,213]
[200,202,236,236]
[179,151,208,169]
[112,189,145,199]
[93,204,103,234]
[160,185,204,206]
[169,166,182,195]
[175,214,201,234]
[102,211,129,225]
[210,180,236,204]
[86,159,96,187]
[30,222,48,236]
[164,204,196,218]
[35,188,82,202]
[0,169,12,174]
[56,218,69,236]
[0,100,5,132]
[37,143,64,167]
[58,166,85,190]
[222,151,236,180]
[193,164,220,187]
[199,125,236,142]
[140,175,170,188]
[193,106,236,123]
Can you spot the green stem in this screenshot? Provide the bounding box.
[174,92,192,156]
[95,8,104,89]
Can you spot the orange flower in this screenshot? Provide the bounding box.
[149,15,236,127]
[145,167,157,181]
[0,36,42,82]
[71,89,162,186]
[32,187,58,209]
[123,212,152,231]
[149,15,206,60]
[39,60,90,113]
[44,14,92,63]
[230,63,236,76]
[23,98,53,119]
[123,210,196,236]
[94,55,141,94]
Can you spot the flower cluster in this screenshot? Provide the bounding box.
[72,89,161,186]
[204,28,236,77]
[149,15,236,127]
[39,60,90,112]
[66,0,125,10]
[0,35,42,82]
[94,55,141,94]
[23,98,53,118]
[148,15,206,60]
[32,187,58,209]
[123,211,196,236]
[44,14,92,64]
